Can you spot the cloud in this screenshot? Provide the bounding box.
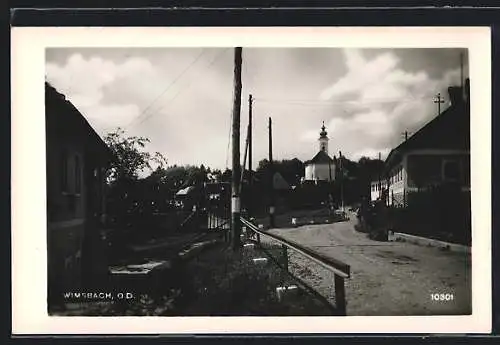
[46,48,465,170]
[351,147,391,161]
[320,50,399,100]
[315,49,463,161]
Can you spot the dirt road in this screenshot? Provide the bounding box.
[267,214,472,316]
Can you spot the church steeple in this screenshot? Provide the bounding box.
[319,121,329,153]
[320,121,328,138]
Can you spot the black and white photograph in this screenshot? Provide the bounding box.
[12,27,491,334]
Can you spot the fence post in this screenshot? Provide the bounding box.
[282,244,288,271]
[334,274,346,316]
[280,244,288,284]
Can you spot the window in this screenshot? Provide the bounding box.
[60,151,68,192]
[443,160,460,181]
[74,155,81,194]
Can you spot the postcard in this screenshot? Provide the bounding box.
[11,26,491,334]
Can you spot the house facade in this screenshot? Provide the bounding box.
[384,80,470,207]
[370,179,388,202]
[46,83,112,305]
[304,122,336,182]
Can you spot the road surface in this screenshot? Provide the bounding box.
[267,213,472,316]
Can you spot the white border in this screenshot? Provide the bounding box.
[11,27,491,334]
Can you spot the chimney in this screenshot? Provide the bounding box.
[448,86,463,107]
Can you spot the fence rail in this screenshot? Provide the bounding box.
[240,217,351,315]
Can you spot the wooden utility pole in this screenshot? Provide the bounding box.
[378,152,382,200]
[248,94,253,215]
[240,124,250,195]
[460,51,464,90]
[268,117,276,228]
[231,47,243,250]
[339,150,344,211]
[248,94,253,175]
[434,92,445,116]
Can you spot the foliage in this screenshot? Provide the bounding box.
[180,243,332,316]
[254,158,304,187]
[104,128,168,184]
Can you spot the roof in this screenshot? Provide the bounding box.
[273,172,290,190]
[45,82,113,161]
[204,182,230,194]
[176,186,195,196]
[385,99,469,170]
[304,150,334,165]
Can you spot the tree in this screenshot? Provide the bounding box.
[356,156,385,199]
[104,128,168,184]
[103,128,168,228]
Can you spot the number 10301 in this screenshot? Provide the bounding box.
[431,293,454,301]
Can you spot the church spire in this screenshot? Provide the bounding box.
[320,121,328,138]
[318,121,329,153]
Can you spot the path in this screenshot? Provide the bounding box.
[267,213,472,316]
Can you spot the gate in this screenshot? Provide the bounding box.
[203,182,231,234]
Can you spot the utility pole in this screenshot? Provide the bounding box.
[339,150,344,212]
[460,51,464,90]
[248,94,253,215]
[240,124,250,195]
[268,117,276,228]
[433,92,445,116]
[378,151,382,200]
[231,47,243,250]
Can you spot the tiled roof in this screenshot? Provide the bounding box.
[305,150,334,165]
[385,99,469,169]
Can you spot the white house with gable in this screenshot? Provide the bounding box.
[304,122,336,182]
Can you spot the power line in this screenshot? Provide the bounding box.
[125,48,208,129]
[254,94,439,106]
[132,48,230,128]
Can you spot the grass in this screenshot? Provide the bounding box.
[176,241,334,316]
[51,238,334,316]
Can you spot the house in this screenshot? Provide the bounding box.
[384,79,470,207]
[370,179,388,203]
[45,82,112,306]
[304,122,336,182]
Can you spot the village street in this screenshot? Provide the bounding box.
[267,213,472,316]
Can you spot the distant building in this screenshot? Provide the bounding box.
[304,122,336,182]
[46,82,112,305]
[384,79,470,207]
[370,179,388,202]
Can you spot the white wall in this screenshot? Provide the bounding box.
[387,159,407,206]
[305,163,335,181]
[370,180,387,202]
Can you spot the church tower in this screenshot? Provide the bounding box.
[319,121,329,154]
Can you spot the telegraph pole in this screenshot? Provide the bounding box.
[460,51,464,90]
[378,151,382,200]
[240,124,250,195]
[248,94,253,215]
[339,150,344,212]
[268,117,276,228]
[231,47,242,250]
[433,92,445,116]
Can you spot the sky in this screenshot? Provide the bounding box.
[45,47,469,171]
